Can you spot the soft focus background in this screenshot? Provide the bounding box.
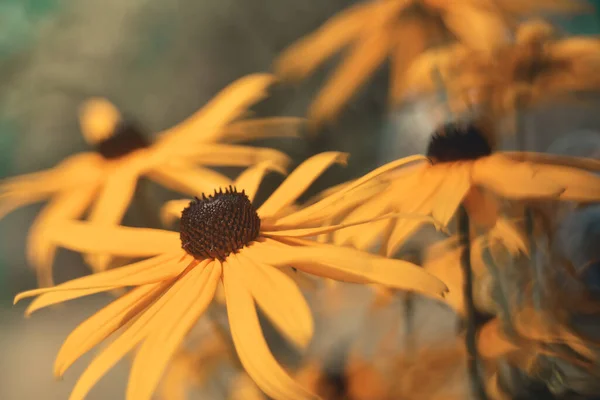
[2,1,600,399]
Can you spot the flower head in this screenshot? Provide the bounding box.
[274,0,588,126]
[0,74,302,284]
[334,122,600,256]
[14,152,447,400]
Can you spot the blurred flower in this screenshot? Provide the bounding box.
[0,73,301,285]
[334,122,600,257]
[408,19,600,123]
[14,152,448,400]
[274,0,588,127]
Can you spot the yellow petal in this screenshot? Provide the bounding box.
[0,153,103,220]
[218,117,305,143]
[222,261,318,400]
[274,1,377,80]
[78,98,122,145]
[535,164,600,202]
[85,169,140,272]
[176,144,291,170]
[147,163,232,198]
[127,261,221,400]
[276,156,428,226]
[385,215,430,257]
[160,199,192,226]
[473,154,565,198]
[307,25,393,126]
[389,19,429,102]
[430,163,472,227]
[157,74,275,147]
[245,239,448,299]
[26,184,97,287]
[477,319,519,359]
[26,286,120,316]
[501,151,600,171]
[443,7,509,53]
[258,152,349,218]
[462,187,499,228]
[54,282,167,376]
[50,221,181,257]
[234,252,313,349]
[235,161,286,203]
[67,260,210,400]
[14,254,184,304]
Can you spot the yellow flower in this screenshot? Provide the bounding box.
[14,152,447,400]
[409,19,600,121]
[0,74,300,285]
[274,0,587,126]
[334,122,600,256]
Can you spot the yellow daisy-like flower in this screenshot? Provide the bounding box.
[0,74,300,285]
[334,122,600,257]
[408,19,600,120]
[14,152,447,400]
[274,0,588,126]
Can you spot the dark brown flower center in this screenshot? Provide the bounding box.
[179,187,261,261]
[95,121,149,160]
[426,122,492,164]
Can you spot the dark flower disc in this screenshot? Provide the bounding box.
[179,187,261,261]
[96,120,149,160]
[426,122,492,164]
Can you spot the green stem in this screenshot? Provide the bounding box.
[458,207,489,400]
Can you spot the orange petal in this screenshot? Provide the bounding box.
[156,74,275,147]
[258,152,349,218]
[147,163,232,198]
[222,260,317,400]
[84,169,140,272]
[235,161,286,203]
[50,221,180,257]
[66,260,210,400]
[26,184,97,286]
[14,254,185,304]
[127,261,221,400]
[274,1,378,80]
[234,252,313,349]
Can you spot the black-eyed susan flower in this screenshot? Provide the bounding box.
[0,74,300,285]
[408,19,600,123]
[274,0,588,126]
[334,122,600,257]
[14,152,448,400]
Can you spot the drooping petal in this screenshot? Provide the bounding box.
[462,186,500,228]
[176,144,292,170]
[220,117,305,143]
[276,156,428,226]
[156,74,275,147]
[307,25,394,125]
[147,163,232,198]
[472,154,565,198]
[258,152,349,218]
[49,221,181,257]
[233,252,313,349]
[84,169,140,272]
[127,261,221,400]
[222,260,318,400]
[385,214,431,257]
[66,260,210,400]
[160,199,192,226]
[14,254,185,304]
[443,6,509,53]
[26,184,98,286]
[53,282,168,377]
[534,164,600,202]
[235,162,286,203]
[274,1,378,80]
[244,239,448,299]
[430,162,472,227]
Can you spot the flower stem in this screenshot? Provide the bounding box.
[458,206,489,400]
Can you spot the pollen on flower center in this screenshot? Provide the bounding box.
[96,121,149,160]
[179,187,261,261]
[426,122,492,164]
